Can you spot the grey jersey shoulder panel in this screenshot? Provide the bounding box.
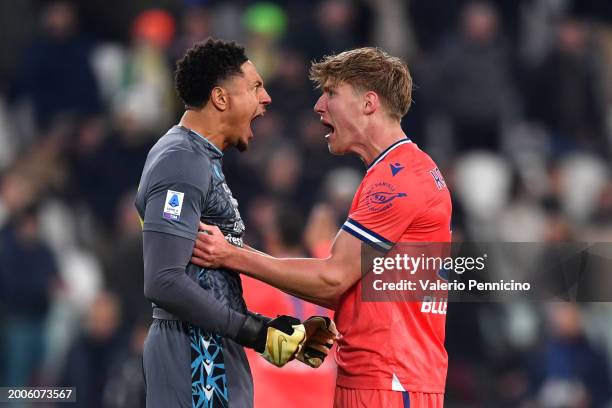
[136,126,214,241]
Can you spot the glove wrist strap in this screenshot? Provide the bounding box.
[234,313,267,353]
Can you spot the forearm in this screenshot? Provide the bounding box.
[226,246,345,306]
[286,290,337,310]
[144,266,246,336]
[243,245,336,309]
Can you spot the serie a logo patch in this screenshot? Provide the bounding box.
[163,190,184,221]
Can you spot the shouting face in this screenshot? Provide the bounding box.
[314,81,363,155]
[222,61,271,151]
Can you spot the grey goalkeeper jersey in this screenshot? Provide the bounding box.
[135,125,252,407]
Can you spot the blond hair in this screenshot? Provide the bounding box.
[310,47,413,120]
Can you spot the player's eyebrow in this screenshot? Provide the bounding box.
[253,79,263,87]
[323,84,336,93]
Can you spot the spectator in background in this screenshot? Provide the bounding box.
[367,0,416,59]
[59,291,125,408]
[303,203,339,259]
[0,205,60,386]
[102,190,150,326]
[527,303,612,407]
[110,9,176,135]
[527,18,608,157]
[0,172,37,229]
[170,5,211,61]
[430,1,519,152]
[242,196,279,249]
[303,0,360,60]
[319,167,361,223]
[589,181,612,234]
[9,0,102,131]
[242,2,287,80]
[262,143,304,206]
[102,321,148,408]
[265,49,315,124]
[70,115,153,233]
[265,206,307,258]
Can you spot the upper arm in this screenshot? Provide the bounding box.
[143,230,194,296]
[325,229,364,295]
[142,150,211,242]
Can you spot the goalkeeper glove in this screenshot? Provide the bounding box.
[296,316,338,368]
[234,312,306,367]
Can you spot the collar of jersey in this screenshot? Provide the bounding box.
[366,138,412,173]
[178,125,224,157]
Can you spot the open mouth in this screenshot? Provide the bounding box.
[251,111,265,124]
[249,111,265,136]
[321,120,335,139]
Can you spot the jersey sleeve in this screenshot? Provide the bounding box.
[142,150,211,241]
[341,167,425,252]
[143,230,247,337]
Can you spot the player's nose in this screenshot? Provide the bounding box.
[314,94,326,114]
[260,87,271,105]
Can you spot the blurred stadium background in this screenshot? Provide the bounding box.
[0,0,611,407]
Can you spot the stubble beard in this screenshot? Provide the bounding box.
[236,139,248,152]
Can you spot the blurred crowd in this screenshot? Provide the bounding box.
[0,0,611,407]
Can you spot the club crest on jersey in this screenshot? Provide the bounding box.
[364,181,407,212]
[163,190,184,221]
[430,167,446,190]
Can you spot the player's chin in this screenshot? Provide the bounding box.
[327,140,347,156]
[236,136,250,152]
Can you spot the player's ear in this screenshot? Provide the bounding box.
[363,91,379,115]
[210,86,229,111]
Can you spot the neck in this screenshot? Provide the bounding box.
[352,120,407,166]
[178,108,227,151]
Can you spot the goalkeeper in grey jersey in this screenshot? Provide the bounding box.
[135,38,337,408]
